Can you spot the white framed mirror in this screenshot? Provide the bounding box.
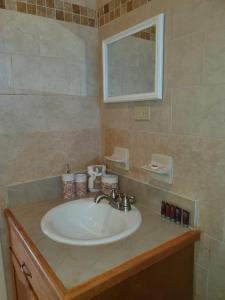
[102,14,164,103]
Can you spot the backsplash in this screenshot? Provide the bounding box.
[7,176,62,207]
[6,174,197,228]
[119,175,197,228]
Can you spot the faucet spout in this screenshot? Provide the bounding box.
[94,194,119,209]
[94,194,111,204]
[93,189,136,212]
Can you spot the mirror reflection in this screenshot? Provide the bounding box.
[108,25,156,97]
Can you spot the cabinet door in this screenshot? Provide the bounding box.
[11,252,38,300]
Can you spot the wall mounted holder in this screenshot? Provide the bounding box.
[142,154,173,184]
[105,146,129,170]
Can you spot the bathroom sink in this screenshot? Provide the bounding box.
[41,198,142,246]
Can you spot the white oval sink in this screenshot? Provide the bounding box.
[41,198,142,246]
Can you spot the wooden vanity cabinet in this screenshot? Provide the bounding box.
[5,209,200,300]
[11,250,38,300]
[5,210,64,300]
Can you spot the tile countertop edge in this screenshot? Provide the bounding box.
[4,208,200,300]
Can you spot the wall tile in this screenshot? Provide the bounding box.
[2,18,40,55]
[170,32,205,88]
[0,53,13,93]
[207,239,225,300]
[194,233,210,270]
[172,0,225,39]
[172,84,225,138]
[0,130,100,186]
[193,264,208,300]
[102,103,131,130]
[203,27,225,85]
[0,13,97,97]
[0,17,6,53]
[0,95,100,134]
[12,54,87,95]
[198,204,225,244]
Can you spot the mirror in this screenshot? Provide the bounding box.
[102,14,164,103]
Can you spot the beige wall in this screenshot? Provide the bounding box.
[0,9,100,193]
[0,9,101,298]
[99,1,225,299]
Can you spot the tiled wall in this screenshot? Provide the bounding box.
[0,7,101,299]
[98,0,225,299]
[0,7,100,214]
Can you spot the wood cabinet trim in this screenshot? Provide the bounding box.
[4,208,66,299]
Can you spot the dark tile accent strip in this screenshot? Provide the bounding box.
[0,0,5,8]
[97,0,152,27]
[0,0,151,28]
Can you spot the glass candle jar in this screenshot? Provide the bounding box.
[75,173,87,198]
[62,173,76,200]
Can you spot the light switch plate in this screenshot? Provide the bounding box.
[134,105,151,121]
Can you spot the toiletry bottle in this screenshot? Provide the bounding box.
[62,164,75,200]
[161,201,166,218]
[182,210,190,227]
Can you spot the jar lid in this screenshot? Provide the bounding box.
[62,173,75,181]
[102,174,118,184]
[75,173,87,182]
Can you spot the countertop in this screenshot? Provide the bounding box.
[9,196,191,290]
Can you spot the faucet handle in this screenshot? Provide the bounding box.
[119,194,132,212]
[127,195,136,204]
[110,188,119,200]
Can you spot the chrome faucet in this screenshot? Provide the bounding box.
[94,189,136,212]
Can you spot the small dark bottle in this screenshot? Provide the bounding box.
[161,201,166,218]
[175,206,182,224]
[165,203,171,219]
[170,205,176,222]
[182,210,190,227]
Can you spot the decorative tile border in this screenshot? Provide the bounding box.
[0,0,5,8]
[0,0,151,28]
[97,0,151,27]
[1,0,97,27]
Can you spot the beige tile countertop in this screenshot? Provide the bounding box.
[10,197,190,290]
